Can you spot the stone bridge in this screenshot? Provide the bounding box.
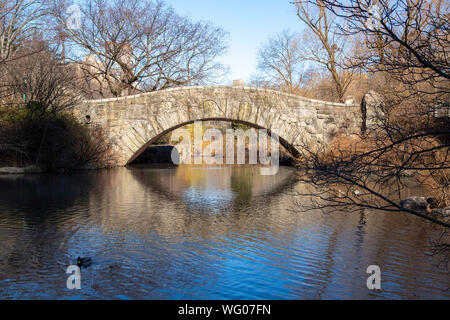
[73,85,362,166]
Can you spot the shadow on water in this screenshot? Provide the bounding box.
[0,173,100,298]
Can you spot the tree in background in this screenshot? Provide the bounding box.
[254,1,355,102]
[255,30,310,94]
[0,0,229,168]
[294,0,355,102]
[51,0,229,98]
[0,0,111,170]
[1,40,82,114]
[0,0,47,65]
[0,40,111,169]
[323,0,449,96]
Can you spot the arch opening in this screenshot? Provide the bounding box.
[127,118,300,166]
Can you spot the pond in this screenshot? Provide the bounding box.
[0,166,448,299]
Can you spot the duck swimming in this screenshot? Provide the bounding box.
[77,257,92,268]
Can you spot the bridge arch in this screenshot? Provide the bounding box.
[72,86,362,166]
[127,118,301,165]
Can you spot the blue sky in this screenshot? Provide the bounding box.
[165,0,303,84]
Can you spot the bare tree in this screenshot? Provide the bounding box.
[294,0,355,102]
[0,0,47,65]
[0,40,111,169]
[293,0,450,232]
[1,40,82,115]
[51,0,228,98]
[319,0,449,99]
[256,30,310,94]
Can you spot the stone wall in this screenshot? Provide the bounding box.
[73,86,362,166]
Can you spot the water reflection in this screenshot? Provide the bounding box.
[0,166,448,299]
[129,165,297,215]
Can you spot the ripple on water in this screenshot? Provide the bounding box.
[0,166,448,299]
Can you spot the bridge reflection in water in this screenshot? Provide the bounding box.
[129,165,297,214]
[0,166,448,299]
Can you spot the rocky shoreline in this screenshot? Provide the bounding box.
[401,196,450,221]
[0,162,103,175]
[0,165,43,175]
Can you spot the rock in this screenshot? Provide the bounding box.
[400,196,437,211]
[431,207,450,217]
[399,170,414,177]
[345,96,356,105]
[80,162,99,170]
[361,90,385,132]
[362,90,384,108]
[305,125,315,134]
[24,165,42,173]
[0,165,43,175]
[327,124,338,138]
[432,101,450,118]
[0,167,25,174]
[443,207,450,216]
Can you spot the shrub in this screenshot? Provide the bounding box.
[0,105,110,170]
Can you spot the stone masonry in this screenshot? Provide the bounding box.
[72,86,362,166]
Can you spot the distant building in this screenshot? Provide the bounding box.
[71,42,135,98]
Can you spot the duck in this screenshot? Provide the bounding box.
[77,257,92,268]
